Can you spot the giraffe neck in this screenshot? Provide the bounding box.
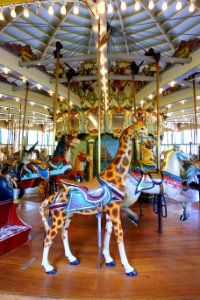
[100,130,138,193]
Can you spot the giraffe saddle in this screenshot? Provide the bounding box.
[61,177,123,214]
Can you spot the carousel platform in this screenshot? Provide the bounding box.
[0,188,200,299]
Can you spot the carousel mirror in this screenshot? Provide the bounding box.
[70,110,81,135]
[108,108,130,137]
[84,108,104,135]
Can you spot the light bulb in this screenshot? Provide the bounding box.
[23,7,29,18]
[61,4,66,15]
[108,3,113,13]
[73,5,79,15]
[135,1,140,11]
[176,1,182,10]
[162,0,167,10]
[10,6,16,18]
[48,4,54,15]
[189,2,195,12]
[120,1,127,11]
[0,7,5,21]
[148,0,154,9]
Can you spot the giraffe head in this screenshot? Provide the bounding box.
[123,118,148,142]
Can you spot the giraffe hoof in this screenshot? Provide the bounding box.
[128,216,138,226]
[106,261,116,267]
[126,269,138,277]
[70,259,80,265]
[46,268,57,275]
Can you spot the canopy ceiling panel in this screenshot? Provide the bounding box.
[0,0,199,126]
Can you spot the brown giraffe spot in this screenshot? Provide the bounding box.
[53,210,60,217]
[109,179,117,185]
[106,171,113,178]
[114,229,118,235]
[113,157,121,165]
[45,238,50,244]
[51,231,56,237]
[112,221,117,227]
[112,208,118,217]
[119,232,123,237]
[128,150,131,155]
[106,209,110,215]
[57,219,62,226]
[122,156,129,166]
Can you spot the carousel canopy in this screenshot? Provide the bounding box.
[0,0,199,128]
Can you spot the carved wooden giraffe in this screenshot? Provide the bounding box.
[40,118,147,276]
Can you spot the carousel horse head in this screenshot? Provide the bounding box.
[161,148,182,176]
[73,150,91,181]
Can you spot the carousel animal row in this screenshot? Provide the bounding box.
[0,134,81,197]
[40,118,194,277]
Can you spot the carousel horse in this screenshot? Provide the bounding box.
[38,150,90,201]
[121,148,194,225]
[33,148,49,162]
[40,118,148,276]
[70,150,91,181]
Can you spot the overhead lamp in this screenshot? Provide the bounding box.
[189,0,195,12]
[162,0,168,11]
[148,0,154,9]
[73,1,79,15]
[23,3,29,18]
[60,1,66,15]
[48,1,54,15]
[0,7,5,21]
[10,5,16,18]
[176,0,182,10]
[120,0,127,11]
[135,0,140,11]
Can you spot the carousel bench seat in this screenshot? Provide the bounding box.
[0,198,31,256]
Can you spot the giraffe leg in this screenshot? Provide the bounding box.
[62,214,79,265]
[42,215,65,274]
[102,214,116,266]
[106,203,137,276]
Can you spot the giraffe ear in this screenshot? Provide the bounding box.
[132,115,137,123]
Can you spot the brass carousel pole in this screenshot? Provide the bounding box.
[156,62,161,170]
[18,99,22,151]
[97,20,101,175]
[132,72,136,115]
[67,80,71,134]
[193,79,198,157]
[7,107,10,157]
[21,81,29,153]
[53,50,60,150]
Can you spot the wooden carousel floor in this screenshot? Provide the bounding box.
[0,188,200,300]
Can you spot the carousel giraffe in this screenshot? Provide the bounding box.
[40,118,148,276]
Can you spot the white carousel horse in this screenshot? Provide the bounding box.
[121,148,193,224]
[40,118,148,277]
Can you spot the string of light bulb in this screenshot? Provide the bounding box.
[0,0,197,21]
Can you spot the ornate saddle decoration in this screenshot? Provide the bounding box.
[52,177,124,214]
